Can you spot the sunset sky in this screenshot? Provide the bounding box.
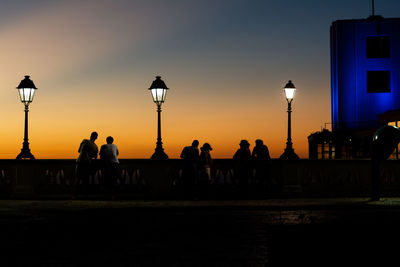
[1,0,400,159]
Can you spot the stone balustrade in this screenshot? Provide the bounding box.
[0,159,399,199]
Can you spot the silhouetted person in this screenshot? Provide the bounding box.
[252,139,271,188]
[100,136,120,200]
[233,140,252,197]
[371,125,400,200]
[180,140,200,198]
[73,131,99,198]
[199,143,213,198]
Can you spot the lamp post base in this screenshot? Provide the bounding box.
[279,147,299,160]
[151,147,168,160]
[16,148,35,160]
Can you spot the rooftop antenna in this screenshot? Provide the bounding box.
[372,0,375,16]
[369,0,382,35]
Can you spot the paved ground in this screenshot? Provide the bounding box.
[1,198,400,266]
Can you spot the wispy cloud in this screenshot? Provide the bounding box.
[0,0,213,88]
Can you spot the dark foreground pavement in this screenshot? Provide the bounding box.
[1,198,400,266]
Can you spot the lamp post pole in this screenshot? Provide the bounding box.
[16,75,37,160]
[286,99,293,152]
[153,103,167,158]
[149,76,169,160]
[280,80,299,160]
[17,104,35,159]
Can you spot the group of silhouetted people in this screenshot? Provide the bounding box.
[233,139,271,196]
[73,132,271,199]
[179,139,271,199]
[180,140,213,198]
[73,131,120,199]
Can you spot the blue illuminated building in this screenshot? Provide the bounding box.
[331,16,400,130]
[309,16,400,159]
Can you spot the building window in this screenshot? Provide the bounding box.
[367,71,390,93]
[367,36,390,58]
[389,142,399,160]
[389,121,399,160]
[317,142,335,159]
[329,143,335,159]
[318,144,323,159]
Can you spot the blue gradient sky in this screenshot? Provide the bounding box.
[0,0,399,159]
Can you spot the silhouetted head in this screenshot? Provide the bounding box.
[372,125,400,161]
[239,139,250,148]
[255,139,263,146]
[106,136,114,144]
[90,132,98,141]
[201,143,212,151]
[192,140,199,147]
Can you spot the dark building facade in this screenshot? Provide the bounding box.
[331,16,400,130]
[309,16,400,159]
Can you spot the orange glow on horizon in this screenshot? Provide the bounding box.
[1,80,329,160]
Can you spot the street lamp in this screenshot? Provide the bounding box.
[280,80,299,160]
[16,75,38,160]
[149,76,169,160]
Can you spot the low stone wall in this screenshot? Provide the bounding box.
[0,159,399,199]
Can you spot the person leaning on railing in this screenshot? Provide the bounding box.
[99,136,120,200]
[73,131,99,198]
